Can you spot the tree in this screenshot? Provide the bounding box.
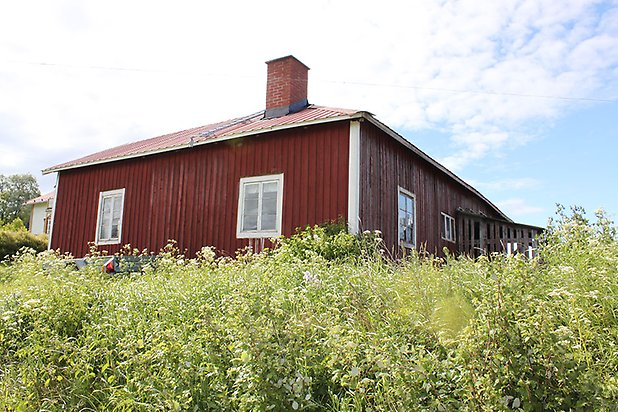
[0,174,40,226]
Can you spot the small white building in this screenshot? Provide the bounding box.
[26,191,54,235]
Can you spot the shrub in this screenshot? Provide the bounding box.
[0,224,48,260]
[275,221,385,262]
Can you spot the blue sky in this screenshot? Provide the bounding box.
[413,101,618,226]
[1,0,617,228]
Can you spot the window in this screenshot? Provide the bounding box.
[237,174,284,238]
[95,188,125,245]
[441,212,456,242]
[398,187,416,247]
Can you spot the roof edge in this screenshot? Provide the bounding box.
[41,108,513,223]
[42,111,363,175]
[358,112,512,222]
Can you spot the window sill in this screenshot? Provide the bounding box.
[96,239,121,246]
[237,231,280,239]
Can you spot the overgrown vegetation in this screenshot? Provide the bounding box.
[0,218,47,260]
[0,207,616,411]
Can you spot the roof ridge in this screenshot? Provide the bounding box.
[43,105,360,174]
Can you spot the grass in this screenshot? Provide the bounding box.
[0,207,616,411]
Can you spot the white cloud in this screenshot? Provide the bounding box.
[496,198,545,216]
[0,0,617,190]
[468,178,542,192]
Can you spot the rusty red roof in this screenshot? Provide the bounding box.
[43,105,360,173]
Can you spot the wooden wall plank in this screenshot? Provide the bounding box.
[358,121,507,256]
[51,122,351,257]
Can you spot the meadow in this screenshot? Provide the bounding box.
[0,207,616,411]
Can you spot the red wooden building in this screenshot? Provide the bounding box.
[43,55,541,258]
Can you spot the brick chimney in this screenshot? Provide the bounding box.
[265,55,310,119]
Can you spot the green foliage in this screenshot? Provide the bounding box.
[0,173,40,226]
[276,222,385,262]
[0,223,48,261]
[0,208,616,410]
[2,218,27,232]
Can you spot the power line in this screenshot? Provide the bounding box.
[5,59,618,103]
[328,79,618,103]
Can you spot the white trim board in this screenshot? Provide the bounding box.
[347,120,360,235]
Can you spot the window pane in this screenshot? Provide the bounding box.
[100,218,111,239]
[261,213,276,231]
[262,196,277,215]
[263,181,278,194]
[100,197,113,240]
[245,183,259,195]
[399,215,406,242]
[102,197,112,217]
[243,198,259,216]
[242,215,258,231]
[399,193,406,211]
[111,222,119,239]
[112,195,122,219]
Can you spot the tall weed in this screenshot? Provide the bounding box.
[0,210,616,410]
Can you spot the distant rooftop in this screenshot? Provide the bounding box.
[25,191,54,205]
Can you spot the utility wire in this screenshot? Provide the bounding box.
[5,59,618,104]
[326,79,618,103]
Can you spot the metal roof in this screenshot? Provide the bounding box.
[43,105,358,174]
[42,104,512,221]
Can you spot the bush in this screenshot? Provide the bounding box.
[275,221,385,262]
[0,223,48,260]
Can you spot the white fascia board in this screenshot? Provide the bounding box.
[47,173,59,251]
[42,113,365,175]
[347,120,361,234]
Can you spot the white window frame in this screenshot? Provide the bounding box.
[236,173,284,239]
[441,212,456,243]
[95,188,125,245]
[398,186,416,248]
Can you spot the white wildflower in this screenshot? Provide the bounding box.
[303,271,322,287]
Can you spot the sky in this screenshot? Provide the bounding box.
[1,0,617,228]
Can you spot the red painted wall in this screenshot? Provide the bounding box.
[358,121,503,256]
[51,121,350,257]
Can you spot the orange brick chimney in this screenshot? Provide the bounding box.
[265,55,310,119]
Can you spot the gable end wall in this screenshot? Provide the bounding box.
[358,121,503,256]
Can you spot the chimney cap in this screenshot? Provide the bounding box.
[265,55,310,71]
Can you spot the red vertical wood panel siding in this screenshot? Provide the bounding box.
[358,122,504,256]
[51,121,351,257]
